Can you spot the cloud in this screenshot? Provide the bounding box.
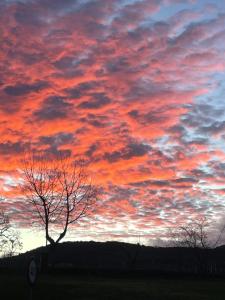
[81,113,110,128]
[181,101,225,139]
[104,142,150,163]
[0,141,28,155]
[112,0,160,30]
[39,132,74,148]
[1,0,225,245]
[79,93,111,109]
[85,142,99,157]
[13,2,44,27]
[54,56,77,70]
[34,96,73,120]
[3,81,48,96]
[65,81,100,98]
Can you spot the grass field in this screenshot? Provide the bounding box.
[1,273,225,300]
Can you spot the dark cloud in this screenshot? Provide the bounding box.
[19,52,46,65]
[183,103,224,128]
[106,57,130,73]
[39,132,74,148]
[112,0,160,30]
[170,22,206,47]
[14,3,43,27]
[169,124,186,134]
[88,120,106,127]
[45,28,72,40]
[186,137,209,145]
[168,124,209,145]
[190,168,212,179]
[125,81,170,102]
[124,142,151,159]
[128,110,139,118]
[36,0,79,11]
[79,93,111,109]
[4,47,45,65]
[53,69,84,79]
[200,121,225,135]
[53,56,76,70]
[34,95,73,120]
[182,102,225,137]
[0,96,20,113]
[0,141,28,155]
[129,109,168,125]
[104,142,150,162]
[0,81,49,113]
[130,180,169,187]
[76,0,116,22]
[143,111,164,123]
[65,81,99,99]
[80,113,110,128]
[85,143,99,157]
[130,177,197,188]
[107,183,138,200]
[173,177,198,184]
[81,21,106,39]
[170,14,225,52]
[3,81,48,96]
[37,132,73,159]
[208,161,225,179]
[41,148,72,159]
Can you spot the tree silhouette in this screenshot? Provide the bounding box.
[0,208,23,256]
[21,153,98,246]
[170,217,209,248]
[0,209,10,254]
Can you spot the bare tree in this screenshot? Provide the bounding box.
[0,209,10,237]
[170,216,225,249]
[0,209,23,257]
[2,231,23,257]
[170,217,209,249]
[168,217,225,275]
[0,209,10,253]
[21,153,98,246]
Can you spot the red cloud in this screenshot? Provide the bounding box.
[1,0,225,246]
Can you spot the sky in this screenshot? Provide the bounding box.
[1,0,225,251]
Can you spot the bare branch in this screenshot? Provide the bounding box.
[169,217,210,249]
[20,152,98,245]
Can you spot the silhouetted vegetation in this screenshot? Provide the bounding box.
[0,208,23,257]
[21,153,98,246]
[1,241,225,276]
[2,241,225,299]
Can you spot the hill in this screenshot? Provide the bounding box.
[1,241,225,276]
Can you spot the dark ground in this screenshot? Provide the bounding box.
[2,242,225,299]
[1,272,225,300]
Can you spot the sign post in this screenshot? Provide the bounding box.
[27,258,38,300]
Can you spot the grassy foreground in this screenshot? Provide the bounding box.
[1,273,225,300]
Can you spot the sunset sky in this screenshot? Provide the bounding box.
[1,0,225,251]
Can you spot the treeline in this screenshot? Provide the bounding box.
[1,241,225,276]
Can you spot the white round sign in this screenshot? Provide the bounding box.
[27,259,37,286]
